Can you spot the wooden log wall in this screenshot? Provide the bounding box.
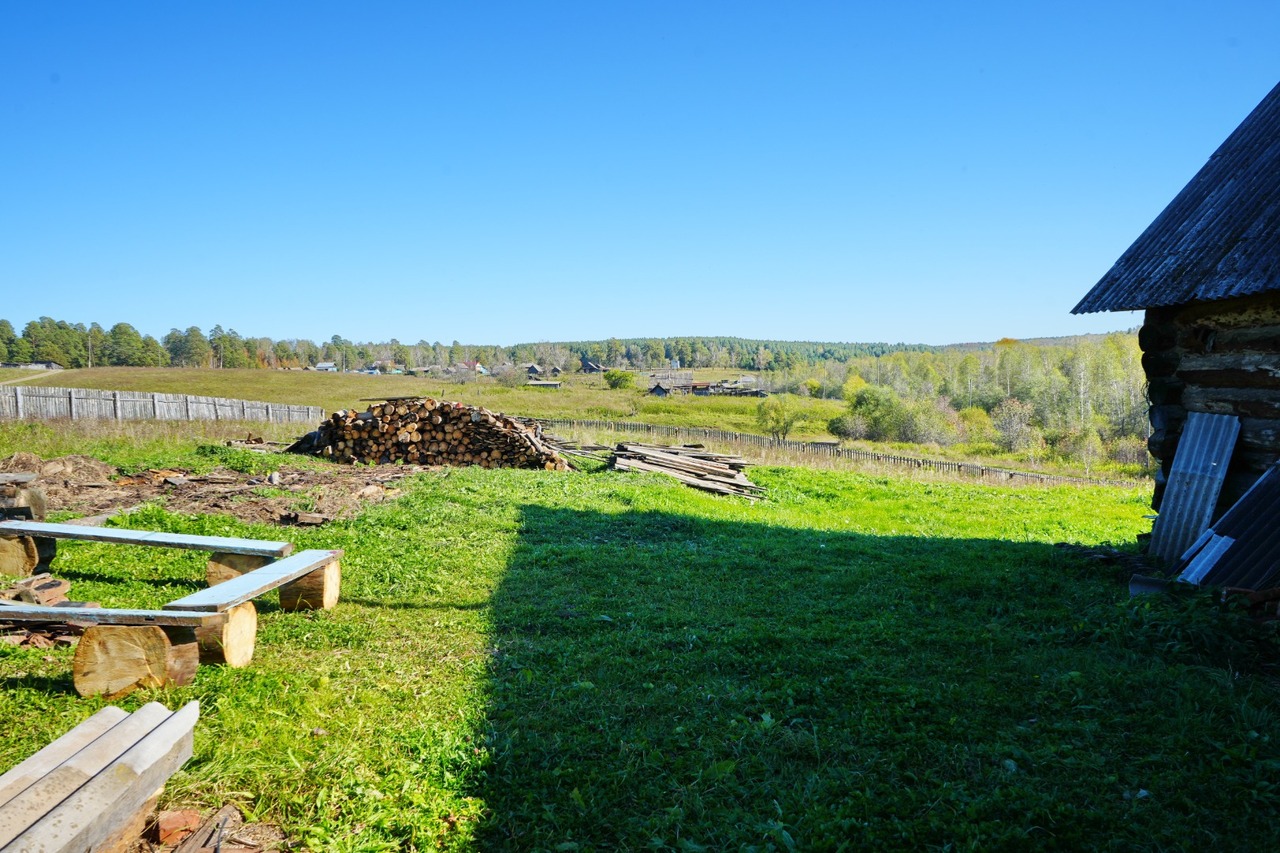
[1140,291,1280,512]
[0,386,322,425]
[315,398,569,470]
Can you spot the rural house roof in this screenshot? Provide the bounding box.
[1074,81,1280,314]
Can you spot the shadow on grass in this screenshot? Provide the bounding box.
[52,567,204,592]
[474,504,1129,850]
[339,598,489,612]
[0,672,77,695]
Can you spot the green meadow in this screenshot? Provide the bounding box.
[2,421,1277,850]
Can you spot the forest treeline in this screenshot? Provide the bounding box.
[1,316,1146,470]
[0,318,932,373]
[792,334,1148,472]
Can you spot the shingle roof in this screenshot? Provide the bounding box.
[1074,81,1280,314]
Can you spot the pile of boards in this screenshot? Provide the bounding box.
[310,397,569,470]
[610,442,763,499]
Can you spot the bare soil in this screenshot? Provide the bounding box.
[0,451,429,527]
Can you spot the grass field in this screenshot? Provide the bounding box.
[17,367,1146,481]
[20,367,845,439]
[2,425,1277,850]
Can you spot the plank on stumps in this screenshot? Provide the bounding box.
[278,558,341,611]
[72,626,200,698]
[164,549,342,613]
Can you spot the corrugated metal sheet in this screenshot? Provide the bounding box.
[1074,80,1280,314]
[1178,534,1235,585]
[1178,464,1280,589]
[1149,412,1240,565]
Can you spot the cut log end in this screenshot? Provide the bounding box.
[194,601,257,667]
[0,536,39,578]
[72,625,199,698]
[278,560,340,611]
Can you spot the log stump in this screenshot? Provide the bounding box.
[72,626,199,698]
[194,601,257,667]
[278,560,340,611]
[0,535,39,577]
[206,552,271,587]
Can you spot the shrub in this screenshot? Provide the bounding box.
[847,386,907,442]
[991,398,1036,451]
[827,413,867,440]
[756,394,805,440]
[603,370,634,390]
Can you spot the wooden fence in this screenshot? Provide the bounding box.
[0,386,323,426]
[541,418,1136,488]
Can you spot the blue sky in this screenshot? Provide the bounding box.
[3,3,1277,347]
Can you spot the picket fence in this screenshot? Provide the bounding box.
[0,385,323,426]
[541,418,1132,488]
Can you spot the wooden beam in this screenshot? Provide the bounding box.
[0,707,129,808]
[0,604,224,628]
[0,521,293,559]
[0,703,174,848]
[7,701,198,852]
[162,549,342,613]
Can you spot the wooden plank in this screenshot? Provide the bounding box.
[0,707,129,809]
[0,604,224,628]
[163,549,343,612]
[0,521,293,558]
[8,701,198,853]
[0,703,173,848]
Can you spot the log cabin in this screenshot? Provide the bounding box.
[1074,81,1280,515]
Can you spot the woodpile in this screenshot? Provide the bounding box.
[309,397,570,470]
[610,443,764,499]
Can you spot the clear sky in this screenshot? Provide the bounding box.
[3,3,1277,347]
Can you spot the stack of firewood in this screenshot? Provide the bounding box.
[610,443,764,499]
[312,397,570,470]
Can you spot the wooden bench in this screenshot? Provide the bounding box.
[0,701,198,852]
[0,519,294,585]
[0,524,342,696]
[0,604,222,697]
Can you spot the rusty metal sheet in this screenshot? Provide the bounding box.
[1149,412,1239,565]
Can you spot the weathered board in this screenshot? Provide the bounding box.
[0,520,293,558]
[163,549,342,612]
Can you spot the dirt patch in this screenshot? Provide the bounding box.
[1,452,427,527]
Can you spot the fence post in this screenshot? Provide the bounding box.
[14,386,22,419]
[152,394,160,419]
[112,391,121,420]
[67,388,76,420]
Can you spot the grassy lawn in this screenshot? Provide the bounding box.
[2,430,1277,849]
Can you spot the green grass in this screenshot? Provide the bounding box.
[3,438,1278,850]
[0,368,42,384]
